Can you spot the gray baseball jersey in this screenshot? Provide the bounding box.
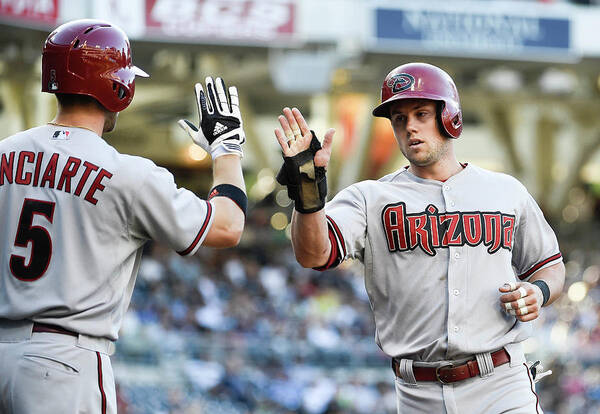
[318,164,562,362]
[0,125,214,340]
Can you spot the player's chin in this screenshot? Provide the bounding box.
[407,152,434,167]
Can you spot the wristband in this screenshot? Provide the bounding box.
[208,184,247,216]
[211,140,243,159]
[532,280,550,306]
[275,131,328,213]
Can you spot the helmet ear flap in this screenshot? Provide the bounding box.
[436,101,462,139]
[436,101,449,138]
[113,82,127,100]
[440,100,462,139]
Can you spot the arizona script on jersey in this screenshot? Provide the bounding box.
[382,202,515,256]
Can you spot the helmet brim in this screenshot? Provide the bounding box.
[372,91,445,118]
[132,65,149,78]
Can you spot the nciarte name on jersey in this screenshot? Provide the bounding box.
[0,150,113,205]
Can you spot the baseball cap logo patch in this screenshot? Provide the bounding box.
[387,73,415,93]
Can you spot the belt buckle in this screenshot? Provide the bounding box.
[435,362,454,384]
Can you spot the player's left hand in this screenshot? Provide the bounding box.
[499,281,545,322]
[178,77,245,159]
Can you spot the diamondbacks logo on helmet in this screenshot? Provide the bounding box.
[386,73,414,94]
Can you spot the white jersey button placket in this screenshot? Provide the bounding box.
[443,185,454,209]
[443,182,463,352]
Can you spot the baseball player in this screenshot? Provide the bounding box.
[274,62,565,413]
[0,19,247,414]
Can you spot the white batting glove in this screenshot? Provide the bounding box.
[527,360,552,384]
[178,77,245,159]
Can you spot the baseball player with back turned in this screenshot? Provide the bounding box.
[0,19,248,413]
[274,62,565,413]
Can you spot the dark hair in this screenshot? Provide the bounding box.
[55,93,105,111]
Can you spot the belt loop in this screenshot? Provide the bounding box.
[0,319,34,341]
[399,359,417,385]
[77,334,115,355]
[476,351,494,378]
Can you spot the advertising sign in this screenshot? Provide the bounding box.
[0,0,58,24]
[146,0,295,43]
[374,3,574,61]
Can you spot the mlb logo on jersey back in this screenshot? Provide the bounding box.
[51,130,70,140]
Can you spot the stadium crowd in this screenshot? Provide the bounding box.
[112,206,600,414]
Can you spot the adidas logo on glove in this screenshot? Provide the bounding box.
[213,122,227,135]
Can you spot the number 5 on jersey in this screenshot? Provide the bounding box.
[10,198,55,281]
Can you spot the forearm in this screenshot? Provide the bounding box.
[212,154,245,189]
[202,155,245,247]
[273,107,336,267]
[291,209,330,268]
[529,262,565,306]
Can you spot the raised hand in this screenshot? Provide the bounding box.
[178,77,245,159]
[274,107,334,168]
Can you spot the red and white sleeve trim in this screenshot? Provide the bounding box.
[177,201,213,256]
[313,215,346,271]
[518,252,562,280]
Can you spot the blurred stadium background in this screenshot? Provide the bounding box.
[2,0,600,413]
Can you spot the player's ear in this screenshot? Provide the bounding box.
[103,111,118,133]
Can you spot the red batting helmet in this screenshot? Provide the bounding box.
[42,19,148,112]
[372,63,462,139]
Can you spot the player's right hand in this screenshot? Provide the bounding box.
[178,77,245,159]
[499,281,544,322]
[274,107,334,168]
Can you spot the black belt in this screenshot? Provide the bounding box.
[392,348,510,384]
[32,322,78,338]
